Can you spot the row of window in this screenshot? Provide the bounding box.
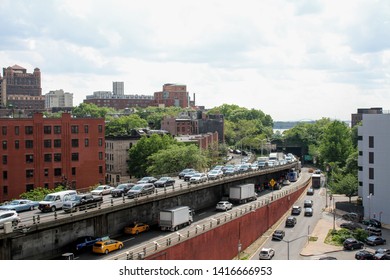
[1,124,103,136]
[2,138,104,150]
[2,152,104,164]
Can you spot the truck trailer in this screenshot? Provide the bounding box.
[229,184,257,204]
[159,206,194,231]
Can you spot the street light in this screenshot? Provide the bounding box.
[282,234,309,260]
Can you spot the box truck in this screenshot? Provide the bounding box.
[159,206,194,231]
[229,184,257,204]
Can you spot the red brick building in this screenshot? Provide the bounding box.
[0,113,106,201]
[154,83,189,108]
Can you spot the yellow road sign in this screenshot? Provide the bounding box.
[270,179,276,187]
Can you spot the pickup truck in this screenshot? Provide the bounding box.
[62,193,103,213]
[72,235,109,252]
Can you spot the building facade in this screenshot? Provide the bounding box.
[351,107,382,127]
[358,113,390,225]
[154,83,189,108]
[45,89,73,109]
[0,113,106,201]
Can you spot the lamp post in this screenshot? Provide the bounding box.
[282,233,309,260]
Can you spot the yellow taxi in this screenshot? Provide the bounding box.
[92,238,123,254]
[124,222,150,235]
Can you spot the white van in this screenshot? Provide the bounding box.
[38,190,77,212]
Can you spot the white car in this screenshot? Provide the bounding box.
[0,210,21,228]
[189,173,207,184]
[208,169,224,180]
[216,201,233,211]
[91,185,115,196]
[259,248,275,260]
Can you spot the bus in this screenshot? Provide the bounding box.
[311,173,325,189]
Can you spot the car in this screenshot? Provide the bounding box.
[91,185,115,196]
[124,222,150,235]
[366,226,382,236]
[71,235,108,252]
[374,252,390,260]
[189,173,208,184]
[355,250,375,260]
[127,183,155,198]
[154,177,175,188]
[111,183,135,197]
[365,236,386,246]
[303,200,313,208]
[215,201,233,211]
[291,205,302,215]
[184,171,198,181]
[92,238,124,254]
[0,210,20,228]
[304,207,313,217]
[0,199,39,212]
[272,230,285,241]
[224,167,237,176]
[259,248,275,260]
[62,193,103,213]
[207,169,224,180]
[306,188,314,195]
[342,212,361,222]
[285,216,297,227]
[362,218,382,228]
[375,248,390,254]
[178,168,195,179]
[340,222,363,231]
[343,238,364,250]
[137,176,158,184]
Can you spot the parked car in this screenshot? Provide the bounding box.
[137,176,158,184]
[62,193,103,213]
[303,200,313,208]
[291,205,302,215]
[362,218,382,228]
[224,167,237,176]
[215,201,233,211]
[343,238,364,250]
[0,199,39,212]
[285,216,297,227]
[189,173,207,184]
[375,248,390,254]
[91,185,114,196]
[184,171,198,181]
[365,236,386,246]
[111,183,135,197]
[92,238,124,254]
[340,222,363,231]
[342,212,361,222]
[366,226,382,236]
[178,168,195,179]
[124,222,150,235]
[259,248,275,260]
[272,230,285,241]
[0,210,20,228]
[355,250,375,260]
[154,177,175,188]
[304,207,313,217]
[374,252,390,260]
[207,169,224,180]
[127,183,155,198]
[306,188,314,195]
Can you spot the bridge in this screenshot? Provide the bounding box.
[0,162,302,259]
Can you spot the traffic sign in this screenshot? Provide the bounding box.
[270,179,276,187]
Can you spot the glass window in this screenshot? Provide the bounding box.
[44,169,49,176]
[14,126,19,135]
[2,141,7,150]
[54,153,62,162]
[72,167,76,175]
[54,139,61,148]
[44,154,52,162]
[2,155,7,164]
[26,154,34,163]
[54,126,61,134]
[84,138,89,147]
[98,125,103,133]
[72,139,79,148]
[71,153,79,161]
[15,140,19,149]
[3,186,8,195]
[2,126,7,136]
[54,168,62,176]
[98,138,103,147]
[369,184,374,195]
[84,125,89,133]
[369,152,374,164]
[99,152,103,160]
[3,171,7,180]
[44,126,52,134]
[71,125,79,134]
[25,126,33,134]
[26,169,34,178]
[99,165,103,174]
[369,136,374,148]
[44,139,52,148]
[25,140,33,149]
[369,168,374,180]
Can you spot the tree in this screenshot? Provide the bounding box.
[105,115,148,136]
[72,103,115,118]
[331,173,358,203]
[19,186,66,201]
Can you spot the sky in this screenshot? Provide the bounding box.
[0,0,389,122]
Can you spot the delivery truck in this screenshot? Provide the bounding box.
[159,206,194,231]
[229,183,257,204]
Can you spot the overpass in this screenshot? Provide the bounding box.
[0,162,301,259]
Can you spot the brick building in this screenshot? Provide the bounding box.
[0,113,106,201]
[154,83,189,108]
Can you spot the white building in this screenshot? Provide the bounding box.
[45,89,73,108]
[358,113,390,225]
[113,81,124,97]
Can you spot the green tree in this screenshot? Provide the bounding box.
[331,173,358,203]
[19,186,66,201]
[105,115,148,136]
[72,103,115,118]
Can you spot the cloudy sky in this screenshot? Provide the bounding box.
[1,0,389,121]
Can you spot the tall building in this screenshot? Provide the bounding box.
[154,83,189,108]
[113,81,124,97]
[358,113,390,225]
[351,107,382,127]
[0,113,106,201]
[45,89,73,109]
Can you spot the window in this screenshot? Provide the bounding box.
[2,126,7,136]
[2,155,7,164]
[358,151,363,156]
[25,140,33,149]
[369,168,374,180]
[54,153,61,162]
[15,140,19,149]
[98,125,103,133]
[99,152,103,160]
[26,154,34,163]
[98,138,103,147]
[25,126,33,134]
[54,168,62,176]
[72,167,76,176]
[14,126,19,135]
[369,184,374,196]
[71,153,79,161]
[3,186,8,195]
[99,166,103,174]
[26,169,34,178]
[44,126,52,134]
[359,181,363,186]
[358,166,363,171]
[358,135,363,141]
[369,152,374,164]
[2,141,7,150]
[44,169,49,177]
[54,139,61,148]
[369,136,374,148]
[54,126,61,134]
[71,125,79,134]
[84,125,89,133]
[3,171,7,180]
[44,139,52,148]
[71,139,79,148]
[84,138,89,147]
[44,154,52,162]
